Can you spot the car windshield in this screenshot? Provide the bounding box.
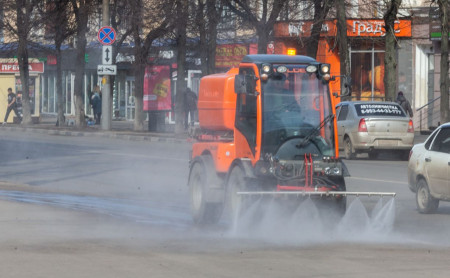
[262,67,334,157]
[354,103,406,117]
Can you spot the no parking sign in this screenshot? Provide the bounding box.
[97,26,116,45]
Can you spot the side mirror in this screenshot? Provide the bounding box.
[234,74,257,94]
[331,75,351,98]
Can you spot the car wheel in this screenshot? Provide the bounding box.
[399,150,410,161]
[344,137,355,160]
[189,157,224,225]
[416,179,439,214]
[368,150,378,160]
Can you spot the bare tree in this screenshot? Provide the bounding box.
[307,0,333,58]
[41,0,75,126]
[1,0,42,125]
[383,0,402,102]
[130,0,174,131]
[225,0,289,54]
[335,0,351,99]
[174,0,188,134]
[194,0,223,75]
[434,0,450,123]
[70,0,95,127]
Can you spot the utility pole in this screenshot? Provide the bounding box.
[101,0,111,130]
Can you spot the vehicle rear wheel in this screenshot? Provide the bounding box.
[344,137,355,160]
[368,150,378,160]
[416,179,439,214]
[189,157,223,225]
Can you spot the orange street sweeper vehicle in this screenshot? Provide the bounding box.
[188,54,395,225]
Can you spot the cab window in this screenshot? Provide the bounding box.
[236,68,257,153]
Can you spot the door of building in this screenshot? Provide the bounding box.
[125,77,135,121]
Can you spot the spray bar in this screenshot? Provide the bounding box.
[237,191,396,197]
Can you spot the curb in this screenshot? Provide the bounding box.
[1,125,190,144]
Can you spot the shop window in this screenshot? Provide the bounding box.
[350,43,385,101]
[16,77,36,115]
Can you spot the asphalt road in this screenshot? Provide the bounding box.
[0,130,449,278]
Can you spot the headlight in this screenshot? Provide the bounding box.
[262,64,272,73]
[320,64,330,74]
[306,65,318,73]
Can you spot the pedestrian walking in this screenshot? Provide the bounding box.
[396,91,413,117]
[184,87,198,130]
[3,88,22,124]
[91,85,102,124]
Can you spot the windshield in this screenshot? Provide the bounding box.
[262,67,335,158]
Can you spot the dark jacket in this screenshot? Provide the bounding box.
[396,94,413,117]
[185,89,198,111]
[91,92,102,114]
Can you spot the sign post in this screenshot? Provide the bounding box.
[97,14,116,130]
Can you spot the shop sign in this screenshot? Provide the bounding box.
[348,19,411,37]
[274,19,411,38]
[0,62,44,73]
[144,65,171,111]
[215,44,249,68]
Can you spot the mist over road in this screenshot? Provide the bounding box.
[0,130,449,277]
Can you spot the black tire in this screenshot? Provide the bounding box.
[399,150,410,161]
[368,150,378,160]
[226,166,247,220]
[189,157,223,225]
[344,137,355,160]
[416,179,439,214]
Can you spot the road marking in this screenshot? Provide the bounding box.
[347,176,407,185]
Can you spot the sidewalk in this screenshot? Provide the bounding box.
[2,114,430,145]
[1,115,191,143]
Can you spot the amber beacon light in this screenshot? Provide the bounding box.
[286,48,296,56]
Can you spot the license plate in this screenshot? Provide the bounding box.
[377,140,398,146]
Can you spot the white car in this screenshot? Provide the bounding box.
[408,122,450,213]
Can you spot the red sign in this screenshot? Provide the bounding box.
[215,44,249,68]
[0,63,44,73]
[143,65,171,111]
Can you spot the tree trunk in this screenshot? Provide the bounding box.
[56,44,65,126]
[74,28,87,127]
[197,0,208,75]
[307,0,332,59]
[17,37,31,125]
[206,0,219,74]
[383,0,401,102]
[256,25,269,54]
[439,0,450,123]
[336,0,350,100]
[175,0,188,135]
[16,1,31,125]
[133,50,146,131]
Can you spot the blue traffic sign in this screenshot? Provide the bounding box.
[97,26,116,45]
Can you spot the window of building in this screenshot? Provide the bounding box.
[350,40,385,101]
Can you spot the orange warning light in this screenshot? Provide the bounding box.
[287,48,296,56]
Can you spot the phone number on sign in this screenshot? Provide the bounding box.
[360,109,402,114]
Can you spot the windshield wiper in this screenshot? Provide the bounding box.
[296,114,335,148]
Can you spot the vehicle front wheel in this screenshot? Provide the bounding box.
[416,179,439,214]
[226,166,248,220]
[344,137,355,160]
[189,157,223,225]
